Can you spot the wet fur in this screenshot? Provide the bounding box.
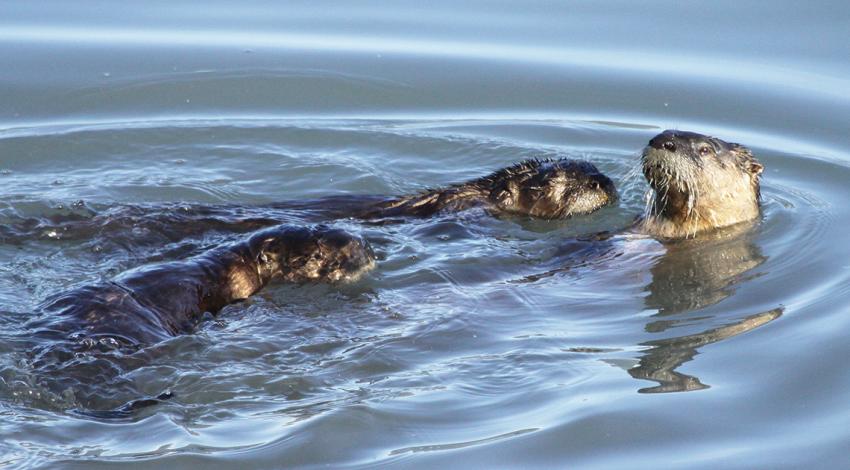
[367,159,618,220]
[29,225,375,349]
[638,130,763,239]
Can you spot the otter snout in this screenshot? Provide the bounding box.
[648,131,682,153]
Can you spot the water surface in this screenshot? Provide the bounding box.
[1,1,849,468]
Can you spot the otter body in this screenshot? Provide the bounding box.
[639,130,763,239]
[30,225,375,349]
[0,159,619,251]
[368,159,617,220]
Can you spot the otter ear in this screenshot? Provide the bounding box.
[730,143,762,176]
[748,161,764,176]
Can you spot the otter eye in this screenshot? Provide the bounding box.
[663,141,676,152]
[699,145,712,156]
[589,181,601,190]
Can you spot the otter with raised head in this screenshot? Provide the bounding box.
[638,130,764,239]
[367,159,618,220]
[29,224,375,350]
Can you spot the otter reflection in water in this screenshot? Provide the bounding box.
[631,225,780,393]
[28,225,375,350]
[630,308,782,393]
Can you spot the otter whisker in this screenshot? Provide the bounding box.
[638,129,762,239]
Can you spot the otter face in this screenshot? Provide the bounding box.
[641,130,763,238]
[489,160,618,219]
[257,226,376,283]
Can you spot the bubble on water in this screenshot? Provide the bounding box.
[44,230,60,239]
[102,72,111,78]
[437,234,450,241]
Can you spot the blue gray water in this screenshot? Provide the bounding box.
[1,1,849,468]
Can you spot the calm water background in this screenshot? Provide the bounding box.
[1,1,849,468]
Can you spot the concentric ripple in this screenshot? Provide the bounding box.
[2,115,850,469]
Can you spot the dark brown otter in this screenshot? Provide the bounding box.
[28,224,375,349]
[363,159,618,219]
[0,160,618,253]
[639,130,764,239]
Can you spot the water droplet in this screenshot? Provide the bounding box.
[44,230,60,239]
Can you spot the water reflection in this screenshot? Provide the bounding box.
[630,308,782,393]
[633,224,779,393]
[644,224,767,319]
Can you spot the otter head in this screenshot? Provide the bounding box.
[486,159,618,219]
[640,130,763,239]
[254,226,376,283]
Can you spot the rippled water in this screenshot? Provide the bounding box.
[2,1,849,468]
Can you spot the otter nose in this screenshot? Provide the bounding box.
[649,134,676,152]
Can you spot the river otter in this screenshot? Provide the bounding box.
[366,159,618,220]
[28,224,375,350]
[638,130,764,239]
[0,159,618,253]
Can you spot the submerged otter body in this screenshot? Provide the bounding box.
[364,159,618,220]
[638,130,764,239]
[17,159,617,354]
[29,225,375,349]
[0,160,619,253]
